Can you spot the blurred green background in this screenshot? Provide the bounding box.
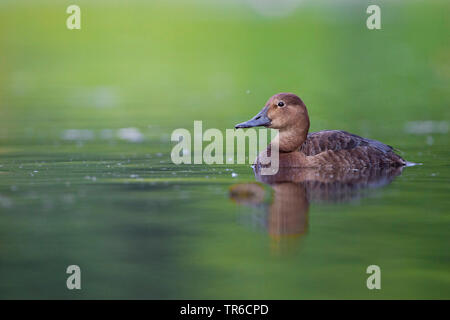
[0,0,449,299]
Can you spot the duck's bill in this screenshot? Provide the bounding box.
[235,106,271,129]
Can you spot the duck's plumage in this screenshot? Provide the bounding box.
[300,130,393,156]
[299,130,405,167]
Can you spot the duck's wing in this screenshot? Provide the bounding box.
[299,130,395,156]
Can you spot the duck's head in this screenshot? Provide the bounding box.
[235,93,309,132]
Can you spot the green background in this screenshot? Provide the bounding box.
[0,0,449,299]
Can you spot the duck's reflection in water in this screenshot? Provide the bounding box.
[229,166,404,254]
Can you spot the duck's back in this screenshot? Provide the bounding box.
[299,130,405,168]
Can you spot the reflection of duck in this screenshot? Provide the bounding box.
[229,166,404,254]
[235,93,407,168]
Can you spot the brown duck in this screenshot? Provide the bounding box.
[235,93,406,168]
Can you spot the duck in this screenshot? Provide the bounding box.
[235,93,406,169]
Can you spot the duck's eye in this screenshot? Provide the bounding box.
[277,101,285,107]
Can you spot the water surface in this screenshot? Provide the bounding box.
[0,0,449,299]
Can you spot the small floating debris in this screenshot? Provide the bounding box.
[231,172,238,178]
[117,128,144,143]
[61,129,95,141]
[404,121,448,135]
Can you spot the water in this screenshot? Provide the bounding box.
[0,0,449,299]
[0,135,448,299]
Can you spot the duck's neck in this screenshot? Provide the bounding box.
[271,123,309,153]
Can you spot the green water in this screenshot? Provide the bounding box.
[0,1,449,299]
